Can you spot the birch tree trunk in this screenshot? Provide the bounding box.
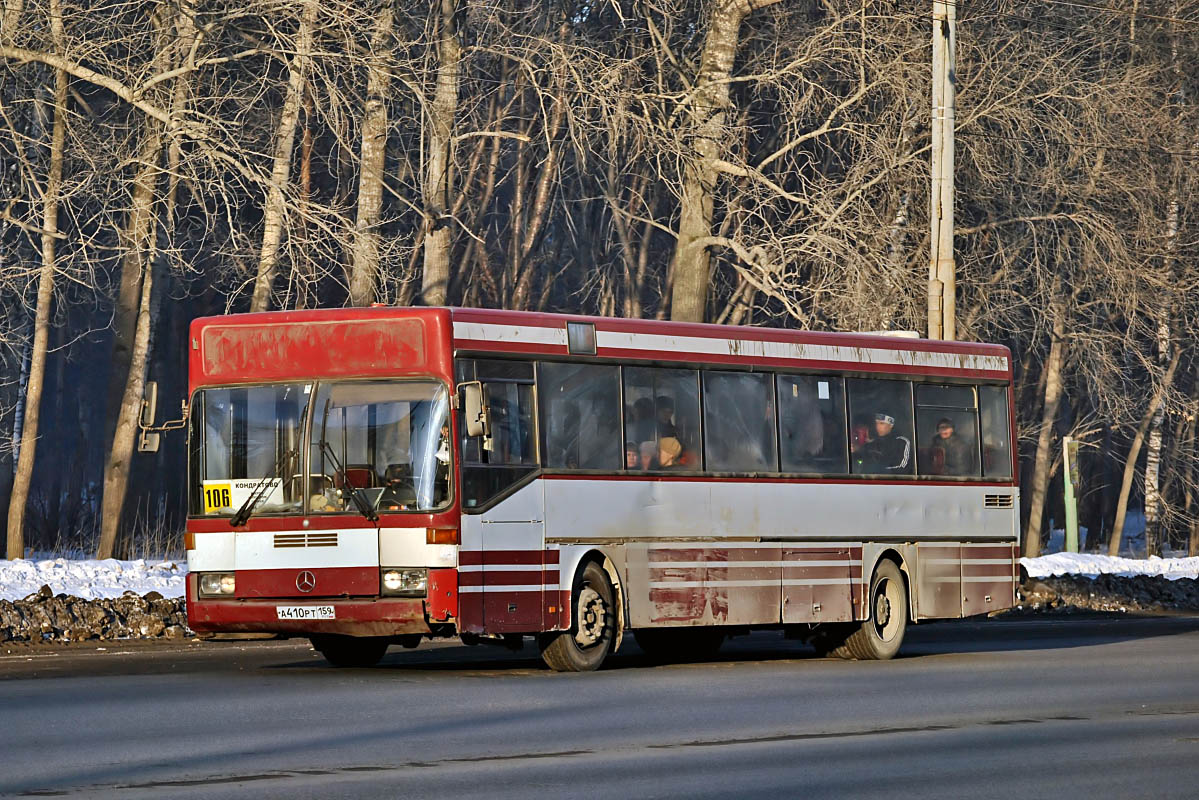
[96,0,195,559]
[97,235,157,559]
[101,2,176,438]
[1142,324,1172,557]
[1023,311,1066,558]
[249,0,317,312]
[347,4,394,307]
[1143,13,1185,558]
[6,0,65,559]
[103,125,164,450]
[1188,369,1199,557]
[421,0,459,307]
[1109,349,1181,557]
[669,0,780,323]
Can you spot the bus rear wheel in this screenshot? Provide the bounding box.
[539,562,617,672]
[634,628,725,663]
[833,559,907,660]
[310,635,390,668]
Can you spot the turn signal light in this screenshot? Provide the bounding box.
[426,528,459,545]
[184,532,196,551]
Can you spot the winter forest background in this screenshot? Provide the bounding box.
[1,0,1197,561]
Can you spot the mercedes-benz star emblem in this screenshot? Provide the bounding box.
[296,570,316,593]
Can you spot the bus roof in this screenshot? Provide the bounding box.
[189,307,1011,387]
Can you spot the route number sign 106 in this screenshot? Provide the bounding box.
[201,478,284,514]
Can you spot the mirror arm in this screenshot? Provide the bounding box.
[139,399,190,434]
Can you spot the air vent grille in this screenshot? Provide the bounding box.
[273,532,338,548]
[984,494,1014,509]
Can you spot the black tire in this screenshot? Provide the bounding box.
[310,635,390,667]
[634,628,725,663]
[832,559,908,660]
[539,561,618,672]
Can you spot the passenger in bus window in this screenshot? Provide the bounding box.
[625,441,639,469]
[638,440,657,470]
[655,395,677,438]
[632,397,656,444]
[658,436,683,468]
[929,418,972,476]
[855,413,912,473]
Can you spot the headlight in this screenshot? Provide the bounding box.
[381,568,427,597]
[199,572,236,596]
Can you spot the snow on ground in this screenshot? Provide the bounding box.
[2,548,1196,603]
[0,557,188,602]
[1021,552,1199,581]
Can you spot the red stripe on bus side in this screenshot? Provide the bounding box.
[458,570,559,587]
[459,550,560,566]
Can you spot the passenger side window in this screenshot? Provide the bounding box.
[847,379,914,475]
[915,385,980,477]
[623,367,701,470]
[704,371,776,472]
[777,375,848,474]
[979,385,1013,478]
[540,362,622,470]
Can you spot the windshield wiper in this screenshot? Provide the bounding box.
[230,448,297,527]
[316,439,379,523]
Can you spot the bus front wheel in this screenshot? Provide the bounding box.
[539,561,617,672]
[310,635,389,668]
[834,559,908,660]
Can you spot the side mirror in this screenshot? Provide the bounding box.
[140,381,158,428]
[138,431,161,453]
[461,382,490,438]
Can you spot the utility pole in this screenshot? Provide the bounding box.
[1062,436,1081,553]
[928,0,956,341]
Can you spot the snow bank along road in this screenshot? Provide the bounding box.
[2,617,1199,799]
[3,552,1197,603]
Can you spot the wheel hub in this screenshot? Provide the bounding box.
[575,586,608,647]
[874,588,891,626]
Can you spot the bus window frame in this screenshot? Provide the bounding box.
[186,375,454,520]
[454,350,1016,487]
[456,356,541,514]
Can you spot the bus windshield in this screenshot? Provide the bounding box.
[190,382,312,516]
[189,380,451,517]
[308,380,451,514]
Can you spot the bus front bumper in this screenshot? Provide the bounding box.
[187,583,433,638]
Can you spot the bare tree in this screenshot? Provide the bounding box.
[249,0,319,312]
[420,0,460,306]
[5,0,65,559]
[346,2,396,306]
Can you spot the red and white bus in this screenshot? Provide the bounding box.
[176,307,1019,670]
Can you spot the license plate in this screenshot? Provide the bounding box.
[276,605,335,620]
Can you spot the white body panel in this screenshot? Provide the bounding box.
[542,479,1017,544]
[451,322,1010,374]
[379,527,457,568]
[235,529,379,569]
[190,526,456,573]
[466,476,1018,629]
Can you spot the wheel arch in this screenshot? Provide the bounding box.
[862,545,916,622]
[559,547,626,652]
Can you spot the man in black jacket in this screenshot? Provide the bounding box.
[856,413,912,474]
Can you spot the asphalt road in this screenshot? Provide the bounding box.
[2,616,1199,799]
